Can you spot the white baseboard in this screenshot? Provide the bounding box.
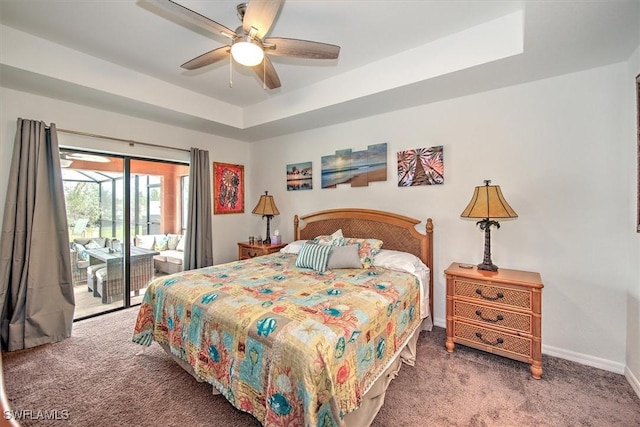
[625,366,640,399]
[541,344,626,374]
[431,316,628,376]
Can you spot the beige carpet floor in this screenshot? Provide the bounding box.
[2,307,639,426]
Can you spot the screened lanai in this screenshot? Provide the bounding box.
[60,150,190,319]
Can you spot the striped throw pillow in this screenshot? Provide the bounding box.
[295,242,333,272]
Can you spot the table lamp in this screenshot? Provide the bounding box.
[252,191,279,245]
[460,180,518,271]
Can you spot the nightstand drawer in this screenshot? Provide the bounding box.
[453,300,532,334]
[453,321,532,359]
[453,279,532,310]
[240,246,262,259]
[238,242,287,261]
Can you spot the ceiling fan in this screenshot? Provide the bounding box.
[151,0,341,89]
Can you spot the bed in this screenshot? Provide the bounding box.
[133,208,434,427]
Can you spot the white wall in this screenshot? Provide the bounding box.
[0,87,251,264]
[1,61,637,381]
[250,62,637,373]
[625,37,640,395]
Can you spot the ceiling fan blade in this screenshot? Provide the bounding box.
[243,0,283,39]
[64,152,110,163]
[264,37,340,59]
[150,0,236,39]
[252,56,281,89]
[181,46,230,70]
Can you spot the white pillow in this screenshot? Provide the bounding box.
[135,235,156,250]
[280,240,309,254]
[176,234,186,251]
[85,239,102,249]
[372,249,428,274]
[167,234,182,250]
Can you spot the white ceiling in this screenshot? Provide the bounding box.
[1,0,638,142]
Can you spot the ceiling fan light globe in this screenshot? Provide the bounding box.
[231,39,264,66]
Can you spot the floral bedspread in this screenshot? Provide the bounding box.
[132,252,422,427]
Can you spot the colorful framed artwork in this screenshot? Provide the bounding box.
[213,162,244,214]
[397,145,444,186]
[287,161,313,191]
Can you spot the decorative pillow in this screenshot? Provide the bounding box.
[167,234,182,250]
[73,243,89,261]
[313,229,345,246]
[280,240,309,254]
[135,235,156,250]
[176,234,186,251]
[85,239,102,249]
[295,242,333,272]
[327,245,362,269]
[343,238,384,268]
[154,235,169,251]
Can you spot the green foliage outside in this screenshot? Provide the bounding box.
[64,182,101,230]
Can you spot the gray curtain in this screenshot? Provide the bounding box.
[183,148,213,269]
[0,119,74,351]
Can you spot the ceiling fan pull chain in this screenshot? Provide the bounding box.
[263,62,266,90]
[229,52,233,88]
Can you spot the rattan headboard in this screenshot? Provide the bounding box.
[294,208,434,317]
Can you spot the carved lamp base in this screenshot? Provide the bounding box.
[477,262,498,271]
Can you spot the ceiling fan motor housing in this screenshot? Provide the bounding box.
[236,3,247,22]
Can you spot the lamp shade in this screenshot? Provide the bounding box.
[252,191,279,216]
[461,181,517,219]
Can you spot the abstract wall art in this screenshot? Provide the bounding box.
[397,145,444,187]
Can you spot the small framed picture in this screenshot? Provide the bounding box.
[213,162,244,214]
[287,161,312,191]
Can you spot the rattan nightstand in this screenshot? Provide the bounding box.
[237,241,287,260]
[445,262,544,379]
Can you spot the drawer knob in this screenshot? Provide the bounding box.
[475,288,504,301]
[475,332,504,346]
[475,310,504,323]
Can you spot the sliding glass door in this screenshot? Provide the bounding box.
[62,150,189,320]
[128,159,190,306]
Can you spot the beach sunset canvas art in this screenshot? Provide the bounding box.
[397,146,444,186]
[286,161,312,191]
[321,143,387,188]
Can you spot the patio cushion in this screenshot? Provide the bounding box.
[176,235,186,251]
[88,263,107,277]
[167,234,182,250]
[154,250,183,264]
[95,268,108,281]
[77,260,90,269]
[134,235,156,250]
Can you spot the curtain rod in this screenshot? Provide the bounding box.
[54,128,190,153]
